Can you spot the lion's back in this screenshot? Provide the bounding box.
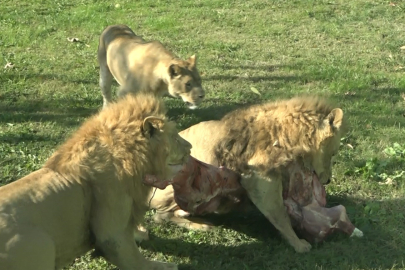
[214,97,337,172]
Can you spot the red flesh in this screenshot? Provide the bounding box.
[144,157,357,243]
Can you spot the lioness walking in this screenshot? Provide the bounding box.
[98,24,205,109]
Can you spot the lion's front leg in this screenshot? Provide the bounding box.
[91,194,177,270]
[241,173,312,253]
[97,229,176,270]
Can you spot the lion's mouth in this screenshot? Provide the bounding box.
[185,102,197,110]
[312,170,331,185]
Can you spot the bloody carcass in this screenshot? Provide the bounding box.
[283,161,363,243]
[144,156,363,243]
[144,156,247,215]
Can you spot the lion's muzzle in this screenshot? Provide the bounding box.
[180,87,205,109]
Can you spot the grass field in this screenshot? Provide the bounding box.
[1,0,405,269]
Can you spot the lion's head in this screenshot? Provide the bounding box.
[143,118,192,178]
[310,108,346,185]
[212,97,347,186]
[140,118,192,184]
[167,55,205,109]
[45,94,191,193]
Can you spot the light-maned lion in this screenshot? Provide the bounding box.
[149,96,348,253]
[98,24,205,109]
[0,94,191,270]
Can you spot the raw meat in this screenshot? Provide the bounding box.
[144,156,246,215]
[283,161,363,243]
[144,157,363,242]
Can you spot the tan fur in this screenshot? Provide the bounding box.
[98,24,205,109]
[149,96,347,252]
[0,94,191,270]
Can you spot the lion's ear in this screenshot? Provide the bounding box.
[169,64,182,78]
[187,54,196,67]
[142,116,165,138]
[325,108,344,131]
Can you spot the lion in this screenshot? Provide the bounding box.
[149,96,348,253]
[0,94,191,270]
[98,24,205,109]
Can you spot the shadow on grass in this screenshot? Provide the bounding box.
[203,64,301,83]
[0,132,58,144]
[167,100,256,128]
[204,74,299,83]
[142,196,405,270]
[341,87,404,128]
[218,64,282,71]
[0,72,97,86]
[0,97,251,130]
[0,63,300,128]
[0,98,99,126]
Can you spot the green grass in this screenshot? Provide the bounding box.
[1,0,405,269]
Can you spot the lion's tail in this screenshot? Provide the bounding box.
[97,26,109,67]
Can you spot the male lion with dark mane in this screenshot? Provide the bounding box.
[98,24,205,109]
[149,96,351,253]
[0,94,191,270]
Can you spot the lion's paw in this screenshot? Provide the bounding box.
[174,209,191,218]
[134,225,149,243]
[350,227,364,238]
[294,239,312,253]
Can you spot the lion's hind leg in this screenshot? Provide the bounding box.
[0,226,56,270]
[241,173,312,253]
[99,63,114,108]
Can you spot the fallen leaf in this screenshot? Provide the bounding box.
[379,178,393,185]
[344,91,356,96]
[67,37,80,42]
[400,45,405,50]
[389,2,396,6]
[401,93,405,101]
[250,86,261,96]
[4,62,14,69]
[347,144,354,149]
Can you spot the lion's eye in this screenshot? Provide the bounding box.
[185,82,192,88]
